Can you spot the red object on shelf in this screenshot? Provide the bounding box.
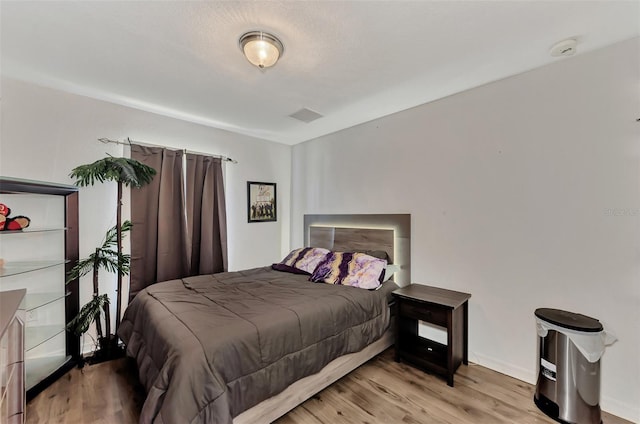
[0,203,30,231]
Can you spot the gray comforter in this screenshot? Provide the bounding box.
[118,266,394,424]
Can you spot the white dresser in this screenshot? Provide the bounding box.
[0,289,26,424]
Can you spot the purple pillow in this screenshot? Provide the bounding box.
[272,247,330,275]
[310,252,386,290]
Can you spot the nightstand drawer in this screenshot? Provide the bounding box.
[399,301,447,327]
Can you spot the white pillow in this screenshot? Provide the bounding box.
[383,264,401,282]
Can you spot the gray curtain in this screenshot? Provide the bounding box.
[185,154,228,275]
[130,144,189,300]
[129,145,228,301]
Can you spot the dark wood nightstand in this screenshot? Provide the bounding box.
[392,284,471,387]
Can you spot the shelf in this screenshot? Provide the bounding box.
[398,333,448,367]
[0,177,77,196]
[25,325,65,352]
[0,261,68,278]
[26,354,71,390]
[22,292,69,312]
[1,177,79,401]
[0,228,66,236]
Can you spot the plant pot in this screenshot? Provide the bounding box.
[86,334,125,365]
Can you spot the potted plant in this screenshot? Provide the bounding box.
[67,155,156,360]
[66,222,132,361]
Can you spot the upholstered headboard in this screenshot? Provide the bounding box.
[303,214,411,287]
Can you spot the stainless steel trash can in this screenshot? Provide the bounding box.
[534,308,603,424]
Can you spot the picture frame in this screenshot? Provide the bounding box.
[247,181,277,223]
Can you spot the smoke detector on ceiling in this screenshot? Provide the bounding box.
[550,39,578,57]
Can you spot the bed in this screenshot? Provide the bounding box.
[118,214,411,424]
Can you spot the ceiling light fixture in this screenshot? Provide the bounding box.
[239,31,284,69]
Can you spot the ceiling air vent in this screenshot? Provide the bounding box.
[289,108,323,123]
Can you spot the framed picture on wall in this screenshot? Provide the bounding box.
[247,181,277,223]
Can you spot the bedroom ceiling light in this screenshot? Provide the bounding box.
[239,31,283,69]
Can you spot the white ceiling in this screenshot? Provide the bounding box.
[1,1,638,145]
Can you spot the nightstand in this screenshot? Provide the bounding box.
[392,284,471,387]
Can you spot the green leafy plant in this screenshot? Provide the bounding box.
[67,221,132,336]
[69,156,156,188]
[70,155,155,336]
[66,222,132,356]
[67,294,110,337]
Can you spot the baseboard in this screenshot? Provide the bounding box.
[471,351,536,385]
[471,351,640,422]
[82,339,96,355]
[601,395,640,423]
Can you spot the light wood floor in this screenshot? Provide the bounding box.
[27,349,631,424]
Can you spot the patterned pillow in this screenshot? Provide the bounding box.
[272,247,331,275]
[348,250,389,262]
[310,252,387,289]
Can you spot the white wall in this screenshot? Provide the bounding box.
[2,37,637,422]
[291,38,640,422]
[0,77,291,349]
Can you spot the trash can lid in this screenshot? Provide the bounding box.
[535,308,603,332]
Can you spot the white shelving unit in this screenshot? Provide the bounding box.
[0,177,79,400]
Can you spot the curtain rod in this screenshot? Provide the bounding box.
[98,137,238,164]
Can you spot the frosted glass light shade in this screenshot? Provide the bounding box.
[239,31,283,69]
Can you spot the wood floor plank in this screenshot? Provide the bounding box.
[27,349,632,424]
[358,361,506,424]
[26,358,145,424]
[341,364,454,424]
[277,406,325,424]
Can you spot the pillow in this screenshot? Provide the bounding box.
[347,250,389,262]
[310,252,386,290]
[382,263,401,282]
[344,250,389,262]
[344,251,390,284]
[272,247,330,275]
